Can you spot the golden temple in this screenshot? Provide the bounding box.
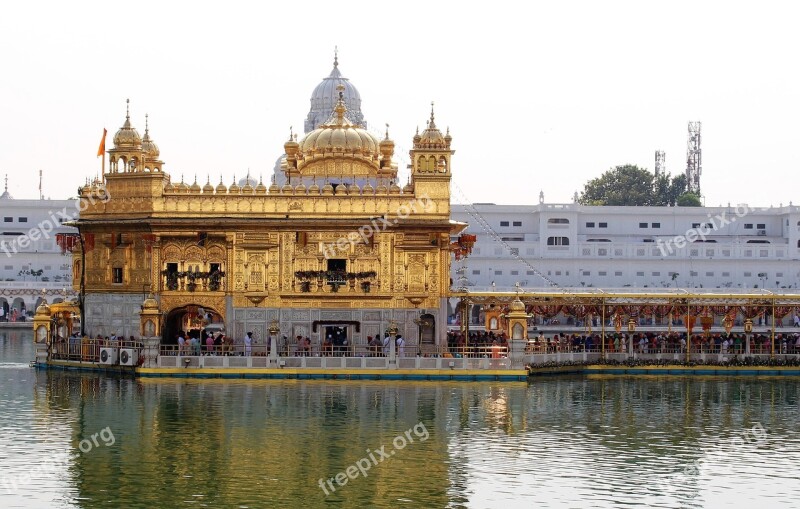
[71,56,463,351]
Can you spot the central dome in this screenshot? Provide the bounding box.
[297,87,380,158]
[304,51,366,133]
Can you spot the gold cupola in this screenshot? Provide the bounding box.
[113,99,142,149]
[141,114,160,161]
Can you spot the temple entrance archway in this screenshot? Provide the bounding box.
[164,305,224,345]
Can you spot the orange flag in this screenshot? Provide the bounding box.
[97,128,107,157]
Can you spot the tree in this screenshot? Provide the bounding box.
[676,192,702,207]
[578,164,694,206]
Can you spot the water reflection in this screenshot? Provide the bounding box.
[2,331,799,508]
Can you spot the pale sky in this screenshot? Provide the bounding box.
[1,0,798,207]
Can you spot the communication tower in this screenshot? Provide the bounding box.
[686,122,702,194]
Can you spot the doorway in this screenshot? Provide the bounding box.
[325,326,349,356]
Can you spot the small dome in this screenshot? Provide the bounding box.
[376,181,388,194]
[322,182,334,195]
[255,178,267,194]
[35,300,51,316]
[416,104,447,149]
[142,296,158,309]
[403,180,414,193]
[215,178,228,194]
[281,183,294,194]
[362,182,374,194]
[510,297,525,312]
[294,181,306,194]
[177,181,189,193]
[242,181,254,194]
[229,177,240,194]
[164,181,175,193]
[189,178,201,193]
[389,181,401,194]
[113,100,142,148]
[308,180,320,194]
[141,115,160,159]
[269,179,280,194]
[202,178,215,193]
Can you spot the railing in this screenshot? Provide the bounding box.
[159,343,509,359]
[49,339,143,363]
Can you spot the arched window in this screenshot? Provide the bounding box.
[547,236,570,246]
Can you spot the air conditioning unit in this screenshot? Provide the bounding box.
[757,230,766,236]
[99,347,118,365]
[119,348,138,366]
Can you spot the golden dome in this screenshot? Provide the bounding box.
[141,114,160,160]
[308,180,320,194]
[376,181,388,194]
[322,181,334,195]
[362,182,374,194]
[35,300,51,316]
[202,177,214,193]
[255,177,267,194]
[268,177,280,194]
[403,180,414,193]
[510,297,525,312]
[294,181,307,194]
[297,86,380,159]
[189,177,201,193]
[228,176,240,194]
[114,110,142,148]
[164,180,175,193]
[215,177,228,194]
[142,296,159,309]
[281,183,294,194]
[389,181,401,194]
[415,103,448,149]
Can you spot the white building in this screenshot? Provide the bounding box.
[0,181,78,315]
[451,202,800,291]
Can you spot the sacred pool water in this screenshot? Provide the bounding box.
[2,330,798,508]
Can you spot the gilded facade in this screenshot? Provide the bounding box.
[73,60,462,351]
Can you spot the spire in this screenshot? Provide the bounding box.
[144,113,149,136]
[384,123,390,140]
[334,45,338,67]
[429,101,436,128]
[123,98,132,128]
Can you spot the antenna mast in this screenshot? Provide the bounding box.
[654,150,666,179]
[685,122,702,195]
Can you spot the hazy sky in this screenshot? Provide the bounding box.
[1,1,797,207]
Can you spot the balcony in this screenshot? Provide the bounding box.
[162,271,226,292]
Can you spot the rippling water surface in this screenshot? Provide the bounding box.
[2,330,799,508]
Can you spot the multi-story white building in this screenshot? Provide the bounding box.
[0,181,78,315]
[451,202,800,291]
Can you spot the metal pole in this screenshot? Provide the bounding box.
[601,299,606,359]
[771,297,776,358]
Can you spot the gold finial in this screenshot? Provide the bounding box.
[193,174,197,184]
[429,101,436,128]
[384,123,390,140]
[126,98,130,120]
[207,174,210,184]
[145,113,149,133]
[334,84,346,122]
[289,126,293,141]
[219,175,224,185]
[334,46,338,67]
[180,174,184,184]
[415,126,419,135]
[259,174,263,185]
[232,173,236,184]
